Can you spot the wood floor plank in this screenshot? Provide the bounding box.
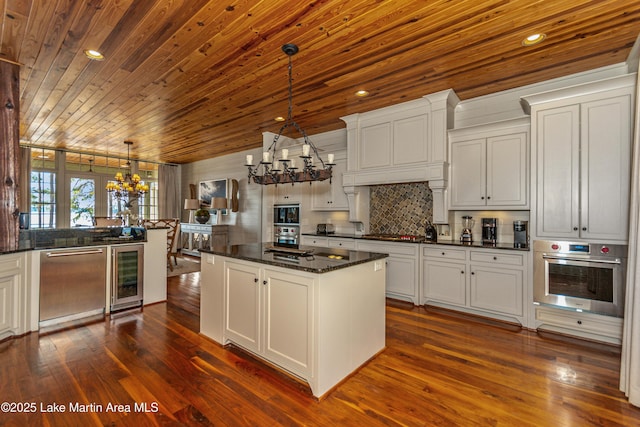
[0,271,639,426]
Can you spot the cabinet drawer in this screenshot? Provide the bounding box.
[536,306,622,338]
[470,251,524,266]
[328,238,356,250]
[302,236,329,247]
[422,246,467,261]
[357,241,419,256]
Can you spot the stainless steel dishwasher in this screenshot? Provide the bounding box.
[39,247,107,326]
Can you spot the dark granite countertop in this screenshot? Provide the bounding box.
[0,226,147,256]
[302,233,529,251]
[201,243,388,274]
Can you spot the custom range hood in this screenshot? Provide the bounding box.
[341,89,459,226]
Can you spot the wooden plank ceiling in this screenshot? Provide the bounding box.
[1,0,639,164]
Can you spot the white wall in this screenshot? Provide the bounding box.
[180,148,263,245]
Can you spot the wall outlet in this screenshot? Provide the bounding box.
[374,260,383,271]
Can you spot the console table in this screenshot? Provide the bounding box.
[180,223,229,257]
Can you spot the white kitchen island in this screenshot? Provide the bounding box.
[199,243,387,398]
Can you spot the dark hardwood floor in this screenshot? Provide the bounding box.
[1,269,639,426]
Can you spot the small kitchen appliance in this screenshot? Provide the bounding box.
[513,220,529,248]
[482,218,497,245]
[425,221,437,243]
[460,216,474,243]
[274,203,300,247]
[316,223,335,235]
[273,204,300,225]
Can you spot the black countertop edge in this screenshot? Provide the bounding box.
[201,243,388,274]
[0,238,147,256]
[301,233,529,251]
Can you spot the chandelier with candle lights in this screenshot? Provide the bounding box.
[245,43,334,185]
[105,141,149,207]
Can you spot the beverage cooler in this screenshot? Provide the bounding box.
[111,244,144,311]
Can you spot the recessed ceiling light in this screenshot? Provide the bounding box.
[522,33,546,46]
[355,90,369,97]
[84,49,105,60]
[275,116,285,122]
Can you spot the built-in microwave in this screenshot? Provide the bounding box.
[274,204,300,225]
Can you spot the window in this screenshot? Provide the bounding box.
[30,148,57,229]
[30,171,57,228]
[69,177,95,227]
[26,147,160,228]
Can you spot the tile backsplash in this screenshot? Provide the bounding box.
[369,182,432,235]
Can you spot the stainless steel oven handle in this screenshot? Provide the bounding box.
[542,254,621,265]
[46,249,104,257]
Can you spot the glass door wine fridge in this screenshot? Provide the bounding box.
[111,244,144,311]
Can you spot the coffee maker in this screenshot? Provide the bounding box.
[513,220,529,248]
[482,218,497,245]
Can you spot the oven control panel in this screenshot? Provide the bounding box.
[534,240,627,258]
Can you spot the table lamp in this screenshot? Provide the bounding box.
[184,199,200,223]
[212,197,228,225]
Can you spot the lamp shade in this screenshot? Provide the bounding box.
[184,199,199,210]
[212,197,228,209]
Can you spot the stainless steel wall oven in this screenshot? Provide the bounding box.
[533,240,627,317]
[273,204,300,246]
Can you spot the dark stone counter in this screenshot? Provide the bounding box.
[201,243,388,274]
[0,227,147,255]
[302,233,529,251]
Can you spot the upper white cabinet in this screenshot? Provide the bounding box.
[342,90,458,184]
[449,118,529,209]
[311,151,348,211]
[271,181,303,204]
[522,74,635,242]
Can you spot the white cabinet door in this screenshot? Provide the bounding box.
[0,253,24,339]
[274,182,302,204]
[386,255,419,303]
[469,265,523,316]
[263,268,314,378]
[450,132,528,209]
[422,260,466,306]
[357,241,420,304]
[536,94,632,241]
[486,133,528,207]
[450,138,486,207]
[312,152,348,211]
[580,95,631,241]
[536,104,581,239]
[224,261,261,353]
[0,273,17,336]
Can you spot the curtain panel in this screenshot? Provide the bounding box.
[158,164,180,219]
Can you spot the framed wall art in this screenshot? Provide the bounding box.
[199,179,228,214]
